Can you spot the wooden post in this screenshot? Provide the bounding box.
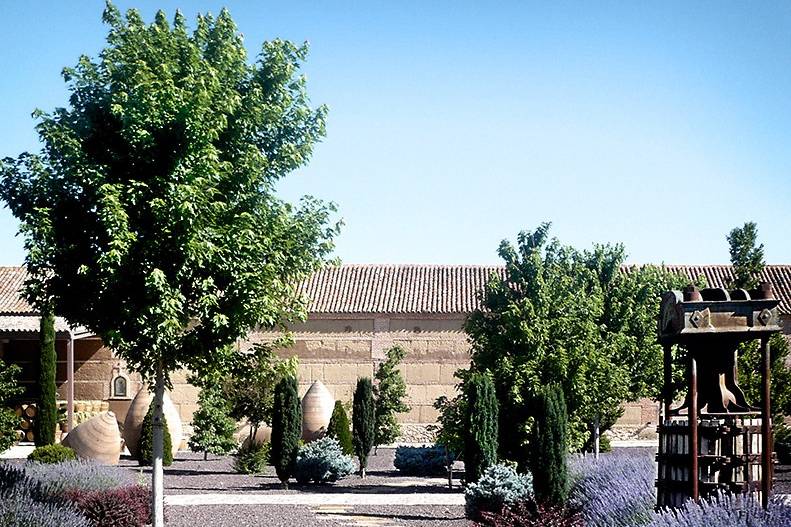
[689,352,699,502]
[663,343,672,422]
[761,336,771,509]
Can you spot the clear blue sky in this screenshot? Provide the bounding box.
[1,1,790,265]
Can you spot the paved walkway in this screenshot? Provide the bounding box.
[165,492,465,506]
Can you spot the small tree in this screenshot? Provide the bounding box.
[35,310,57,446]
[353,377,375,478]
[326,400,353,456]
[188,383,237,460]
[532,384,569,506]
[374,345,409,451]
[725,222,791,419]
[223,345,298,441]
[0,358,23,453]
[464,372,499,483]
[270,375,301,489]
[139,402,173,467]
[727,222,765,290]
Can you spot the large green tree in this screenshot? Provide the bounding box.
[0,5,337,525]
[726,222,791,419]
[462,223,689,466]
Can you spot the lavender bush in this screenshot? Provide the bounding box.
[648,493,791,527]
[569,449,656,527]
[26,460,136,496]
[0,487,90,527]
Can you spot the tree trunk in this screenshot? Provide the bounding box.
[360,467,366,479]
[593,416,600,460]
[204,451,208,461]
[151,364,166,527]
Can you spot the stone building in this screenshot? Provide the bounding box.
[1,264,790,443]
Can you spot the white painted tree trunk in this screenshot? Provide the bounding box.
[152,365,166,527]
[593,416,600,460]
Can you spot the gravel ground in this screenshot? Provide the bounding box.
[163,504,337,527]
[119,448,465,496]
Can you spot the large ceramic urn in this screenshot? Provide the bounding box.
[239,425,272,449]
[301,380,334,442]
[123,386,182,458]
[62,412,123,465]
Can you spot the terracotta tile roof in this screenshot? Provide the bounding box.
[297,264,505,314]
[0,267,34,315]
[301,264,791,315]
[0,315,73,334]
[1,264,790,319]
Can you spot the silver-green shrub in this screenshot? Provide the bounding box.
[464,463,533,520]
[394,445,451,476]
[294,437,355,483]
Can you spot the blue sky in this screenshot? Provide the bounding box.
[1,1,790,265]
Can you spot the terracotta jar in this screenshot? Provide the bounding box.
[301,381,334,442]
[62,412,123,465]
[122,386,182,458]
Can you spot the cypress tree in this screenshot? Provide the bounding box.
[326,400,353,455]
[464,372,499,483]
[532,383,569,505]
[35,310,57,446]
[352,377,375,478]
[139,402,173,466]
[271,375,301,488]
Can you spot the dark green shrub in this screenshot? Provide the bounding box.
[270,375,301,488]
[532,383,569,506]
[36,310,58,446]
[352,377,375,477]
[374,345,409,448]
[775,423,791,465]
[233,441,270,474]
[294,437,355,483]
[188,384,237,460]
[137,402,173,467]
[464,372,498,483]
[394,445,452,476]
[326,401,353,455]
[28,443,77,464]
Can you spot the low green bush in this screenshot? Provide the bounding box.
[394,445,451,476]
[233,440,270,474]
[28,444,77,464]
[294,437,355,484]
[137,403,173,467]
[465,463,534,521]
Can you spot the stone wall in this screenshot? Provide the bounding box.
[7,312,788,441]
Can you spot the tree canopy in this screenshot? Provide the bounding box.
[0,3,339,383]
[727,222,765,290]
[462,223,689,461]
